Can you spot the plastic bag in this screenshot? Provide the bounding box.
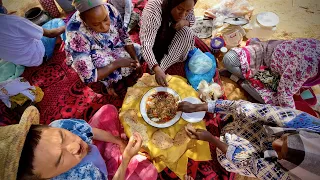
[41,19,66,59]
[185,48,216,90]
[188,49,213,74]
[205,0,254,27]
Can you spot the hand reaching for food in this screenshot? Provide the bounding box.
[123,133,143,160]
[178,101,196,113]
[185,125,213,142]
[184,175,194,180]
[154,66,168,87]
[178,101,208,113]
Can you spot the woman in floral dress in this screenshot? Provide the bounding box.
[65,0,141,96]
[222,38,320,108]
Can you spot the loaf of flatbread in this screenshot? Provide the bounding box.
[139,73,158,87]
[151,130,174,150]
[121,109,149,146]
[173,124,192,146]
[125,88,144,104]
[121,109,138,123]
[166,74,173,83]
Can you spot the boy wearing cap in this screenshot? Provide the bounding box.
[0,105,157,180]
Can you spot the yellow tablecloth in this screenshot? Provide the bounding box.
[119,74,211,179]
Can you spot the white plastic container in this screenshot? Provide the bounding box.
[244,12,279,41]
[222,25,246,49]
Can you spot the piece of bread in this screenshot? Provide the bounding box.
[124,88,144,104]
[151,130,174,150]
[173,124,191,146]
[121,109,149,146]
[121,109,138,123]
[139,73,158,87]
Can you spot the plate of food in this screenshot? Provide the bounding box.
[140,87,182,128]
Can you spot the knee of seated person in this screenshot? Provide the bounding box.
[26,58,43,67]
[100,104,118,114]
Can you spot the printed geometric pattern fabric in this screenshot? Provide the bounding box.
[38,0,61,18]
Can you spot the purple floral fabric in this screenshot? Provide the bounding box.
[270,39,319,108]
[234,39,320,108]
[65,3,133,87]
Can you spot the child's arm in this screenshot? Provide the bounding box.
[112,133,142,180]
[92,128,126,152]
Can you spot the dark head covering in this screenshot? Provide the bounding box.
[153,0,197,63]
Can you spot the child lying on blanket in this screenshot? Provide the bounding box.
[178,100,320,180]
[12,105,157,180]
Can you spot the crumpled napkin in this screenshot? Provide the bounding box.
[197,80,223,102]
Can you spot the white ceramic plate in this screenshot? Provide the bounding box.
[181,97,206,123]
[257,12,279,27]
[140,87,182,128]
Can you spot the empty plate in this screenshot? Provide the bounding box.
[181,97,206,123]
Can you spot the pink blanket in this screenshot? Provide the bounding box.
[88,105,158,180]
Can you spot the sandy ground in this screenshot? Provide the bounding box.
[4,0,319,40]
[195,0,320,40]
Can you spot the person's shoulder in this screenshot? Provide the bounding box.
[0,14,29,27]
[0,14,24,21]
[147,0,163,7]
[143,0,162,17]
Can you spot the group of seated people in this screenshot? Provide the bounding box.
[2,99,320,179]
[0,0,320,179]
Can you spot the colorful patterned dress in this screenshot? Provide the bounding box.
[208,100,320,180]
[65,3,134,87]
[233,39,320,108]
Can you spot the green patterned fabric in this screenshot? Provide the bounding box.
[0,59,25,83]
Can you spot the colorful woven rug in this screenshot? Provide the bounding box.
[0,0,234,178]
